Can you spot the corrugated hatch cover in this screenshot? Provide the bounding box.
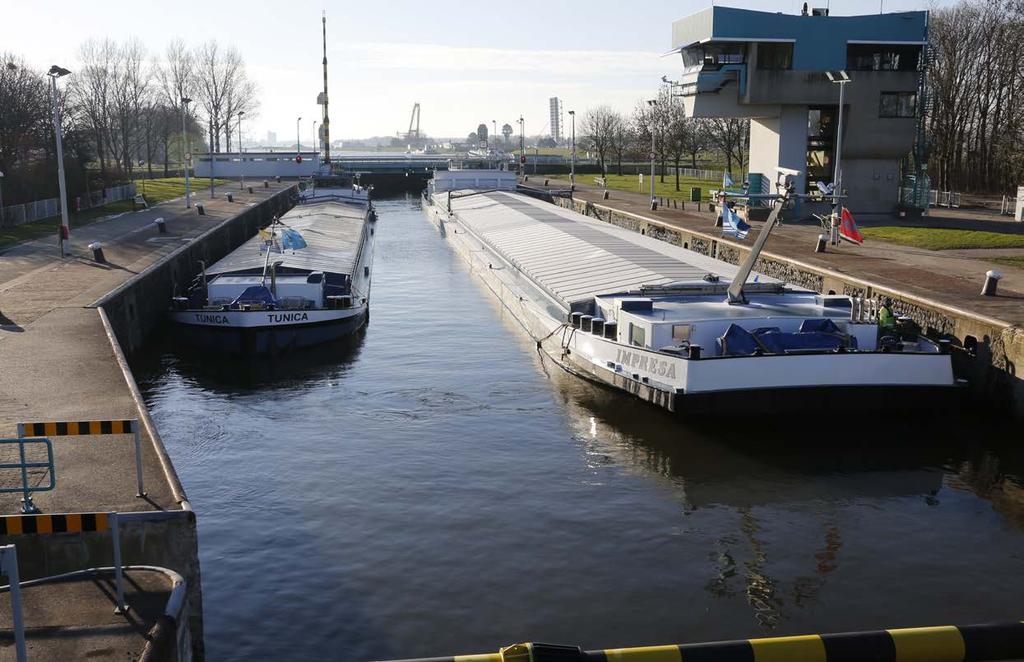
[208,201,368,276]
[449,191,760,306]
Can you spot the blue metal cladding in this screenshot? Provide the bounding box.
[674,7,928,71]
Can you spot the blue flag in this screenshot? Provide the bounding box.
[723,172,734,188]
[721,206,750,240]
[280,228,307,250]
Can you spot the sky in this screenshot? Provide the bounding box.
[3,0,946,143]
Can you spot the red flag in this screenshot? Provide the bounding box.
[840,207,864,245]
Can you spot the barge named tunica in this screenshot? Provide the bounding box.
[171,183,374,354]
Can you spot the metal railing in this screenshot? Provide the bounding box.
[0,183,136,229]
[899,187,961,209]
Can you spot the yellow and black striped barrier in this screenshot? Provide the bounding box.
[17,419,145,497]
[0,512,109,535]
[376,621,1024,662]
[17,420,135,437]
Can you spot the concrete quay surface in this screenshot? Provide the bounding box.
[0,568,174,661]
[0,180,293,661]
[530,176,1024,416]
[0,181,290,513]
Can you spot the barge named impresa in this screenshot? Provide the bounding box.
[424,169,956,413]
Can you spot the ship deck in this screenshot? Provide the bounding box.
[445,191,779,308]
[207,200,368,277]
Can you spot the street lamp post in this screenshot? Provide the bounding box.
[518,116,524,178]
[492,120,496,150]
[180,97,192,208]
[0,171,5,223]
[238,111,245,190]
[568,110,576,191]
[313,121,318,163]
[296,116,302,155]
[826,70,851,244]
[647,99,657,211]
[48,65,72,257]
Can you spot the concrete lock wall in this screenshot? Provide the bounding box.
[96,186,297,354]
[559,197,1024,418]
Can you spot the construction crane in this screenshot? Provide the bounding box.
[397,103,422,145]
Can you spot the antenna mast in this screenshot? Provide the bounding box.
[321,10,331,164]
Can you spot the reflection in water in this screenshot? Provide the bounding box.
[137,195,1024,659]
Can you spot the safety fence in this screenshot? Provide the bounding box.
[0,510,192,662]
[376,622,1024,662]
[16,419,145,501]
[999,194,1019,217]
[0,183,136,229]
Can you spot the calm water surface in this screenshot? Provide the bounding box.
[136,195,1024,661]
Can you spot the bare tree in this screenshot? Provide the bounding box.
[73,38,118,177]
[708,118,749,177]
[0,55,47,176]
[195,40,231,153]
[107,38,150,177]
[580,105,617,175]
[155,39,195,173]
[608,111,634,176]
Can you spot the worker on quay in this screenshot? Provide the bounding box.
[878,298,896,332]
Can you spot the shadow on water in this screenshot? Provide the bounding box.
[134,326,367,395]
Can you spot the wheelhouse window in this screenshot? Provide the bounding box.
[846,43,921,71]
[629,324,646,348]
[879,92,917,118]
[756,42,793,70]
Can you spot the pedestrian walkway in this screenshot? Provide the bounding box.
[535,177,1024,326]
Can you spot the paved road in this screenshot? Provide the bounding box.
[536,177,1024,325]
[0,182,290,514]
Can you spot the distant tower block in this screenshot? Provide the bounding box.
[549,97,563,143]
[669,6,927,214]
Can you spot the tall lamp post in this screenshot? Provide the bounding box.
[492,120,496,150]
[647,99,657,211]
[237,110,245,190]
[296,116,302,155]
[313,120,318,163]
[48,65,72,257]
[568,109,576,191]
[517,116,524,178]
[826,70,851,244]
[181,97,192,208]
[0,171,5,223]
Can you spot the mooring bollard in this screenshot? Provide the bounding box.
[981,270,1002,296]
[544,179,549,186]
[87,241,106,263]
[524,175,529,182]
[196,204,205,215]
[263,180,269,188]
[248,186,253,194]
[815,234,828,253]
[154,217,167,234]
[275,176,281,183]
[603,190,609,200]
[650,199,658,211]
[227,193,234,202]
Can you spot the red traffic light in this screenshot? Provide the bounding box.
[295,155,303,164]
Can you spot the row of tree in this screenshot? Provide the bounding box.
[0,38,257,206]
[578,91,750,191]
[927,0,1024,193]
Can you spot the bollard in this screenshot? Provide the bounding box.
[227,193,234,202]
[248,186,253,194]
[981,270,1002,296]
[815,234,828,253]
[650,199,658,211]
[544,179,549,186]
[681,201,686,211]
[263,180,269,188]
[688,344,702,360]
[154,217,167,234]
[275,176,281,183]
[196,204,205,215]
[714,214,723,228]
[87,241,106,263]
[603,190,609,200]
[524,175,529,182]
